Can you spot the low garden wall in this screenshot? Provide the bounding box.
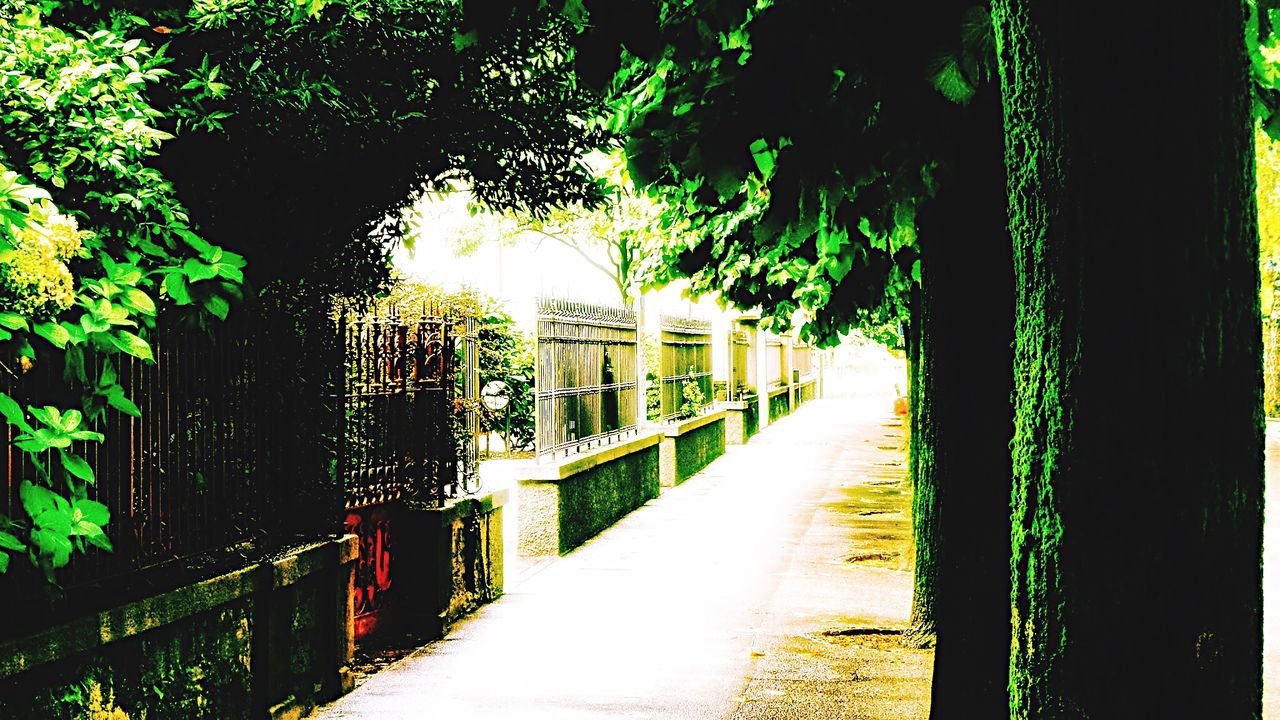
[519,431,661,557]
[659,410,726,487]
[392,491,506,639]
[0,535,357,720]
[768,385,792,423]
[797,378,818,406]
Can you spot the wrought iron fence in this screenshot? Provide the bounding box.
[0,314,297,591]
[535,298,638,458]
[729,324,754,401]
[659,315,713,421]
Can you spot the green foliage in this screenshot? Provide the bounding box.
[474,310,536,453]
[575,3,997,346]
[0,5,245,583]
[677,376,706,419]
[48,0,612,304]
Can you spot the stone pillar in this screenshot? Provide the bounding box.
[755,326,770,430]
[634,291,647,429]
[787,335,797,411]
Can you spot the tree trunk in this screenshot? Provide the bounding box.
[918,86,1016,716]
[993,2,1262,716]
[907,287,938,648]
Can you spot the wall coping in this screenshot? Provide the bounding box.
[410,489,509,524]
[661,409,727,438]
[768,384,790,398]
[718,400,750,411]
[0,534,357,682]
[522,430,662,481]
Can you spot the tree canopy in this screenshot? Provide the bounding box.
[573,1,997,345]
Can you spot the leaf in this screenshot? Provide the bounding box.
[32,528,72,568]
[86,529,113,552]
[110,331,154,362]
[106,387,141,418]
[34,508,72,535]
[33,428,72,449]
[67,430,105,442]
[164,273,191,304]
[183,258,218,281]
[911,260,922,284]
[30,406,59,429]
[0,552,8,574]
[0,313,27,331]
[60,451,95,484]
[0,531,26,552]
[0,393,31,432]
[204,295,229,320]
[74,499,110,527]
[121,288,156,315]
[34,322,70,349]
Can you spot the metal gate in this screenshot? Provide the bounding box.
[339,307,457,639]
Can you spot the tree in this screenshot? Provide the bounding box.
[581,2,1015,712]
[426,152,680,306]
[46,0,609,300]
[994,1,1261,715]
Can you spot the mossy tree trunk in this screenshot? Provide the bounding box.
[917,86,1016,716]
[993,2,1263,715]
[906,288,938,647]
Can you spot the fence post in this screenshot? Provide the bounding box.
[464,315,479,483]
[787,335,797,412]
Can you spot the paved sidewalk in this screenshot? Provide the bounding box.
[1265,421,1280,720]
[311,398,931,720]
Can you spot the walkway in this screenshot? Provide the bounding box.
[312,398,932,720]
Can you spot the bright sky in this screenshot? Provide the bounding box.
[394,189,725,331]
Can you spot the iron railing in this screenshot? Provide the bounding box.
[658,315,712,421]
[728,325,754,401]
[339,306,457,510]
[535,297,638,458]
[0,314,296,591]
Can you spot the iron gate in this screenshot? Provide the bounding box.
[339,306,458,639]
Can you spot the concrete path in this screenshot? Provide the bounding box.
[1265,422,1280,719]
[310,398,931,720]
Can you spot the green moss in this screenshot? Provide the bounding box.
[0,599,254,720]
[557,445,660,552]
[674,420,725,483]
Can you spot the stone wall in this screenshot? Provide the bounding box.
[0,536,357,720]
[722,401,757,445]
[519,432,661,557]
[392,492,506,639]
[659,411,727,487]
[769,387,792,423]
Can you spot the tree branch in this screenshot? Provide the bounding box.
[517,226,621,292]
